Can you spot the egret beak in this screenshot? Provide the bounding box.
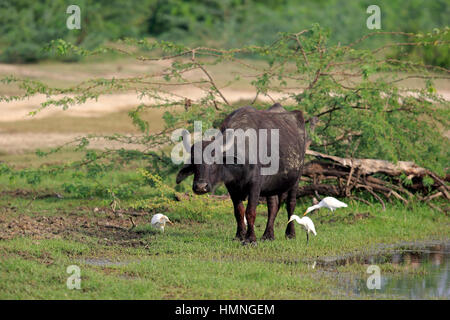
[303,211,308,216]
[167,220,173,225]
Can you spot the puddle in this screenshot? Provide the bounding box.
[317,241,450,299]
[79,241,449,299]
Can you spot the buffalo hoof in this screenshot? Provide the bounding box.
[285,233,296,239]
[285,226,296,239]
[242,239,257,246]
[261,233,275,241]
[233,232,246,241]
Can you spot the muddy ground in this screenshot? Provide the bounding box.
[0,190,152,246]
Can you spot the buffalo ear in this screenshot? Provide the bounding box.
[176,164,194,184]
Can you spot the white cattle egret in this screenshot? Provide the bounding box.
[288,215,317,245]
[303,196,347,216]
[151,213,173,232]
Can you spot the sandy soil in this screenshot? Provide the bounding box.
[0,87,294,153]
[0,132,153,154]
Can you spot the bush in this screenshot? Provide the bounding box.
[1,0,449,65]
[148,0,450,67]
[0,0,155,62]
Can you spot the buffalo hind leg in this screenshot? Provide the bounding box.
[285,184,298,239]
[261,195,280,241]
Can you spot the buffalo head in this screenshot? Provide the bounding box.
[175,130,238,195]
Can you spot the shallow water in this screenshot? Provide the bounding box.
[80,242,449,299]
[321,241,450,299]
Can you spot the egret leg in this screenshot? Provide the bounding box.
[306,232,309,245]
[129,217,136,230]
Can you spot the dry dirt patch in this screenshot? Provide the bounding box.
[0,205,150,246]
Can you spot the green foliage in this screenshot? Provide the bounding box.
[128,105,150,134]
[147,0,450,67]
[422,176,435,193]
[1,1,449,65]
[0,0,155,62]
[400,173,413,187]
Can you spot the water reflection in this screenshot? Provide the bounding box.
[356,243,450,299]
[318,242,450,299]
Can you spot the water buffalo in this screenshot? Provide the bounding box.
[176,103,306,244]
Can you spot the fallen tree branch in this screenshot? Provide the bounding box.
[305,149,429,176]
[302,149,448,209]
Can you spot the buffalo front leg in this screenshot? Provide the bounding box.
[231,197,246,241]
[261,195,280,241]
[243,185,261,244]
[285,185,298,239]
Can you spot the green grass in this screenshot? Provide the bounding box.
[0,150,448,299]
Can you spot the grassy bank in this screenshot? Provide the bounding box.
[0,151,448,299]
